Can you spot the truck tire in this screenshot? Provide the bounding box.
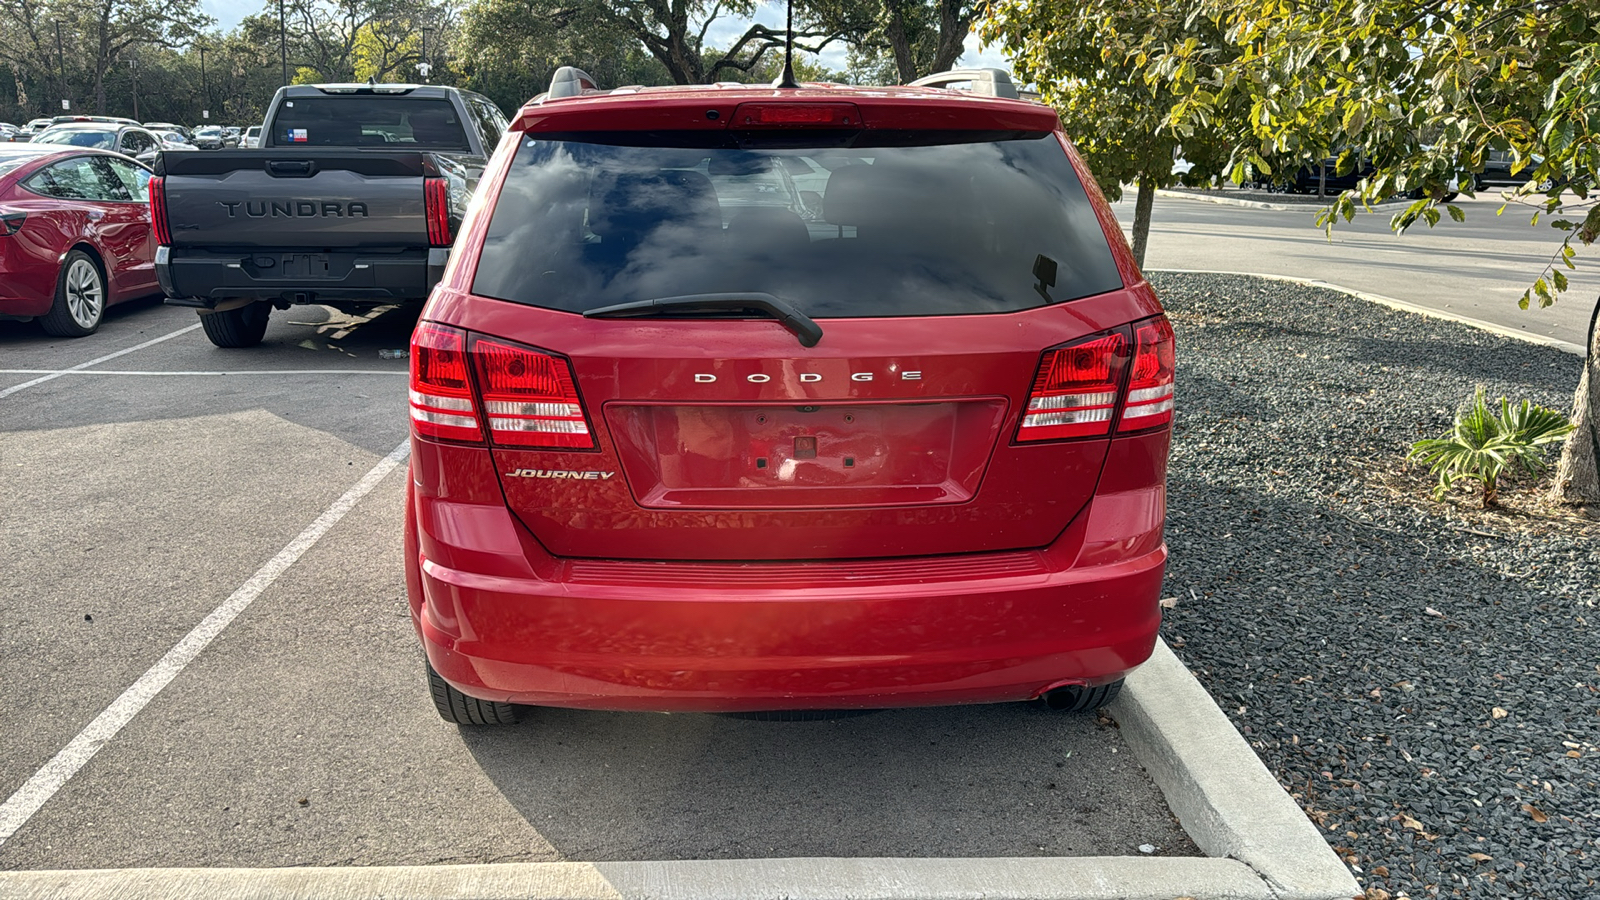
[200,301,271,348]
[428,664,518,726]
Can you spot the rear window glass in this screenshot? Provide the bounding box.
[471,132,1122,318]
[269,97,469,149]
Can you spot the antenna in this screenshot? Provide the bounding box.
[773,0,799,89]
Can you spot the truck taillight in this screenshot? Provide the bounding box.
[148,175,172,245]
[424,176,450,247]
[409,322,482,443]
[1017,332,1127,442]
[1118,316,1176,432]
[471,338,594,450]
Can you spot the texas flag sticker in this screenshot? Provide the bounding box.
[289,128,308,142]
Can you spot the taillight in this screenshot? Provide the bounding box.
[409,322,482,443]
[471,337,594,449]
[148,175,172,245]
[731,102,864,128]
[1119,317,1176,432]
[424,176,450,246]
[1017,332,1127,442]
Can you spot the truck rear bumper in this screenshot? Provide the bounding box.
[157,245,447,306]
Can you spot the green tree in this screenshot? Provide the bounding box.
[978,0,1241,267]
[805,0,976,83]
[1165,0,1600,503]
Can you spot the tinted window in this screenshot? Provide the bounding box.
[24,156,124,200]
[466,97,503,150]
[472,133,1122,318]
[34,129,117,150]
[103,157,152,201]
[119,129,155,156]
[270,97,469,149]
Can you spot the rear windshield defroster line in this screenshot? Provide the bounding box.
[471,130,1124,320]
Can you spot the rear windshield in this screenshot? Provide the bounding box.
[471,131,1122,318]
[34,129,115,149]
[269,97,469,150]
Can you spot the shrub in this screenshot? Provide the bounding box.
[1408,387,1575,509]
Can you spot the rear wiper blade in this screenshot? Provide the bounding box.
[583,292,823,348]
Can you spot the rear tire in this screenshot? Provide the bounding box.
[199,301,270,348]
[40,250,105,337]
[1034,679,1124,712]
[427,663,517,725]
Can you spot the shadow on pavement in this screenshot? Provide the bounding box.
[459,701,1199,861]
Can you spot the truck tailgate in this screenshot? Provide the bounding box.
[157,150,430,249]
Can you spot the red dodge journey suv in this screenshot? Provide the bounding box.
[405,72,1175,724]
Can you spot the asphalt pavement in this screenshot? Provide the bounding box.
[0,304,1195,868]
[1114,190,1599,347]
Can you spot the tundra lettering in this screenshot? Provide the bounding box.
[218,200,370,218]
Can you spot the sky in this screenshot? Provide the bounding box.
[200,0,1013,74]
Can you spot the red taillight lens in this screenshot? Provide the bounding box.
[471,337,594,449]
[732,102,864,128]
[1017,332,1127,442]
[1119,316,1176,432]
[148,175,172,245]
[424,176,450,247]
[409,322,482,443]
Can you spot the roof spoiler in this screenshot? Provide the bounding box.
[907,68,1021,99]
[547,67,599,100]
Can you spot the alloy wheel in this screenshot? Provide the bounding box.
[64,258,104,330]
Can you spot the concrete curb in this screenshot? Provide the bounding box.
[1109,640,1362,900]
[1152,189,1293,211]
[1148,267,1588,356]
[0,857,1280,900]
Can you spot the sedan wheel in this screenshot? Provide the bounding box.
[40,250,106,337]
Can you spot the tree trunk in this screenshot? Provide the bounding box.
[1130,172,1156,269]
[883,1,917,83]
[1549,294,1599,506]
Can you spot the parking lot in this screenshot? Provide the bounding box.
[0,303,1197,870]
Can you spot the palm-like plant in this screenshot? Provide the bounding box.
[1408,387,1575,508]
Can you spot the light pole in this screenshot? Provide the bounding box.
[199,45,208,119]
[279,0,288,86]
[419,27,432,83]
[130,51,139,120]
[54,20,68,110]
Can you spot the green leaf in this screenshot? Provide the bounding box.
[1553,270,1568,292]
[1447,205,1466,222]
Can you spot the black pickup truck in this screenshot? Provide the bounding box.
[153,83,510,347]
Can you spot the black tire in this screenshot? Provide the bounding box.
[40,249,106,337]
[427,663,517,725]
[1033,679,1124,712]
[199,301,271,348]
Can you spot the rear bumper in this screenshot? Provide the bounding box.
[156,245,447,306]
[408,447,1167,712]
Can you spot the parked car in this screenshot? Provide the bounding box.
[14,118,56,142]
[30,123,164,165]
[0,123,17,142]
[153,130,196,151]
[221,126,241,146]
[151,82,506,347]
[0,144,159,335]
[190,126,226,149]
[143,121,191,139]
[241,125,262,148]
[402,67,1174,724]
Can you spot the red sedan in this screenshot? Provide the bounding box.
[0,145,159,336]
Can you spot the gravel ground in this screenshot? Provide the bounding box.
[1149,272,1599,900]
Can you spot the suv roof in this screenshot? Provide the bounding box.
[511,83,1058,134]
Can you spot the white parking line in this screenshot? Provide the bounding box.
[0,439,411,850]
[0,369,406,377]
[0,324,202,400]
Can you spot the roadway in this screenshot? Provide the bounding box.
[1112,191,1599,348]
